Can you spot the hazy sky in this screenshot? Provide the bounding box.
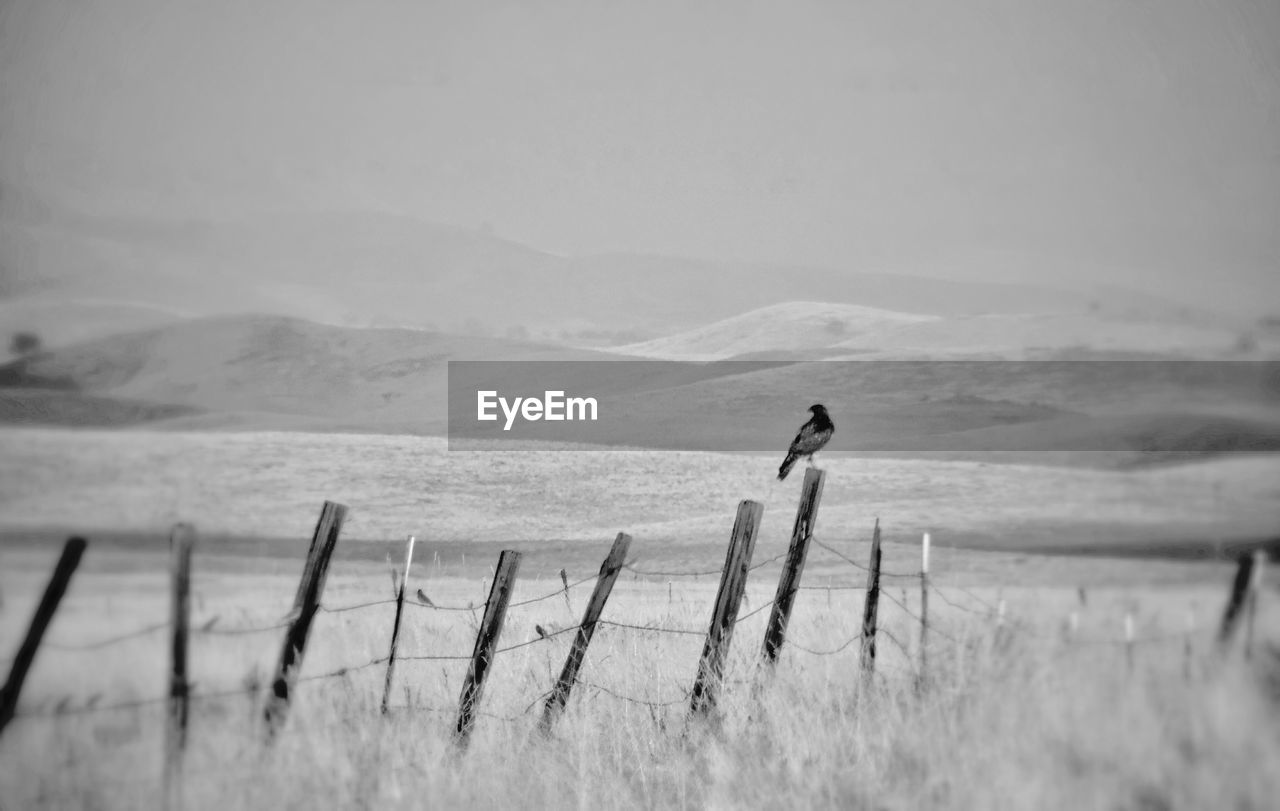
[1,0,1277,306]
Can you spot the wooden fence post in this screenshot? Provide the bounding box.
[541,533,631,731]
[1124,611,1135,674]
[264,501,346,735]
[860,519,882,679]
[380,535,416,715]
[762,469,825,664]
[0,536,87,736]
[165,524,195,809]
[690,500,764,716]
[1245,549,1266,660]
[1218,552,1257,648]
[455,549,521,747]
[919,532,930,682]
[1183,608,1195,682]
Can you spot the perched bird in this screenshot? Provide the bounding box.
[777,404,835,481]
[416,588,434,607]
[535,624,549,639]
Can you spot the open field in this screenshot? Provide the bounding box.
[1,428,1277,555]
[1,428,1277,809]
[0,540,1277,810]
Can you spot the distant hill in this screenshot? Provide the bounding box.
[612,301,937,360]
[610,302,1270,361]
[0,208,1214,352]
[0,314,627,431]
[3,311,1277,466]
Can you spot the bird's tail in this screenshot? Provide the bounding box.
[777,453,799,481]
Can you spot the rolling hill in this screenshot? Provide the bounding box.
[2,310,1278,466]
[0,207,1216,353]
[610,302,1269,361]
[0,314,630,432]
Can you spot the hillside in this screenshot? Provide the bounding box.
[0,208,1218,353]
[611,301,937,360]
[3,310,1277,464]
[611,303,1271,361]
[0,314,626,431]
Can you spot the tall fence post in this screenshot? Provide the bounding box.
[541,533,631,731]
[1245,548,1266,660]
[1183,608,1196,682]
[1124,611,1135,674]
[860,519,882,679]
[455,549,521,747]
[0,536,87,736]
[380,535,416,715]
[1218,552,1257,648]
[165,524,195,809]
[762,469,825,664]
[919,532,930,683]
[690,500,764,716]
[264,501,346,735]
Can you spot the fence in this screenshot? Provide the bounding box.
[0,468,1271,799]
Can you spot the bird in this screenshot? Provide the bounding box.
[416,588,434,607]
[777,404,834,481]
[535,624,549,639]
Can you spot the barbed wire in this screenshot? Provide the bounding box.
[40,622,170,651]
[877,626,913,659]
[732,599,776,626]
[11,657,387,721]
[622,563,721,578]
[596,619,704,637]
[797,582,864,591]
[577,679,688,708]
[37,615,296,651]
[812,540,918,578]
[320,598,398,614]
[494,623,582,655]
[508,573,598,608]
[944,583,1001,612]
[787,629,867,656]
[622,550,789,580]
[929,584,998,617]
[197,619,291,636]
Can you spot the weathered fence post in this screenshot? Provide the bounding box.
[264,501,346,735]
[541,533,631,731]
[1245,549,1266,660]
[1124,611,1135,674]
[165,524,195,809]
[1183,608,1196,682]
[380,535,416,715]
[1218,552,1258,648]
[455,549,521,747]
[762,469,825,664]
[860,519,882,679]
[559,568,572,614]
[690,500,764,716]
[919,532,930,682]
[0,536,87,736]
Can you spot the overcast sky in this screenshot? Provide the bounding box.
[1,0,1277,309]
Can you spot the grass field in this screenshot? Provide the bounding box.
[1,427,1277,809]
[2,428,1278,553]
[0,534,1277,810]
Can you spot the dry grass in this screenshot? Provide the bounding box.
[1,546,1277,810]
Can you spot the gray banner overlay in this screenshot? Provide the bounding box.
[447,360,1280,453]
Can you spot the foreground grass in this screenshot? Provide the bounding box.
[1,554,1276,811]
